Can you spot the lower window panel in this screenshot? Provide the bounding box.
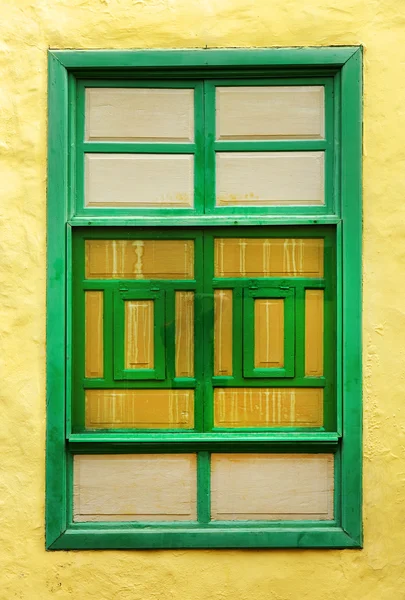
[72,452,334,524]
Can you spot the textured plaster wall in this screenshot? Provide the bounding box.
[1,0,404,598]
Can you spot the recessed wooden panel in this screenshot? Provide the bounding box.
[175,292,194,378]
[214,388,323,427]
[125,300,154,370]
[74,454,197,521]
[216,85,325,140]
[214,238,324,278]
[211,453,334,520]
[85,389,194,429]
[216,152,324,206]
[85,88,194,142]
[254,299,284,369]
[214,289,233,376]
[85,291,104,378]
[85,154,194,207]
[305,290,324,376]
[85,239,194,280]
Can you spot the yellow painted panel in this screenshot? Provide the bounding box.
[214,238,324,278]
[216,152,324,206]
[73,454,197,521]
[85,291,104,378]
[214,289,233,376]
[216,86,325,140]
[85,239,194,280]
[85,154,194,207]
[85,389,194,429]
[125,300,154,370]
[214,388,323,427]
[305,290,324,376]
[211,453,334,520]
[85,88,194,142]
[255,299,284,368]
[175,291,194,377]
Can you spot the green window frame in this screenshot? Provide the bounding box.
[46,47,362,550]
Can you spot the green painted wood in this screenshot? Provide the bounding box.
[46,47,362,550]
[46,52,69,549]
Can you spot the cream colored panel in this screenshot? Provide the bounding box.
[216,152,324,206]
[255,299,284,368]
[74,454,197,522]
[216,86,324,140]
[175,292,194,377]
[85,154,194,207]
[214,238,324,278]
[214,388,323,427]
[305,290,324,376]
[214,290,233,376]
[211,453,334,520]
[125,300,154,370]
[86,239,194,280]
[85,389,194,429]
[85,291,104,378]
[85,88,194,142]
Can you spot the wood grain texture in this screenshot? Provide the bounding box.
[211,453,334,520]
[85,389,194,429]
[214,388,323,427]
[175,291,194,377]
[214,238,324,278]
[125,300,154,370]
[85,87,194,142]
[216,85,325,140]
[85,154,194,207]
[255,299,284,369]
[74,454,197,521]
[85,239,194,279]
[216,152,324,206]
[214,289,233,376]
[85,291,104,378]
[305,290,324,376]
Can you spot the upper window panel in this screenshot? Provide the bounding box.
[74,78,335,216]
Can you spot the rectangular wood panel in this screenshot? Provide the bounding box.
[125,300,154,370]
[211,453,334,520]
[85,389,194,429]
[214,388,323,427]
[216,86,325,140]
[85,291,104,378]
[74,454,197,521]
[254,299,284,369]
[305,290,324,376]
[85,154,194,207]
[216,152,324,206]
[86,239,194,280]
[214,238,324,278]
[175,292,194,377]
[214,289,233,376]
[85,87,194,142]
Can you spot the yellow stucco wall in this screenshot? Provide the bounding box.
[1,0,404,598]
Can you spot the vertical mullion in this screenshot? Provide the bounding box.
[194,232,205,432]
[204,81,216,214]
[194,82,205,214]
[202,231,214,432]
[197,451,211,523]
[295,283,306,380]
[75,81,86,216]
[165,288,176,387]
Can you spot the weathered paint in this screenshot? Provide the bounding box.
[0,1,404,599]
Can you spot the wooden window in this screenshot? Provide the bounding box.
[47,48,362,550]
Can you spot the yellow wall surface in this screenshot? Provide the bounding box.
[1,0,404,598]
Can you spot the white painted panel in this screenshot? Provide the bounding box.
[216,86,324,140]
[74,454,197,522]
[85,154,194,207]
[85,88,194,142]
[211,454,334,520]
[216,151,324,206]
